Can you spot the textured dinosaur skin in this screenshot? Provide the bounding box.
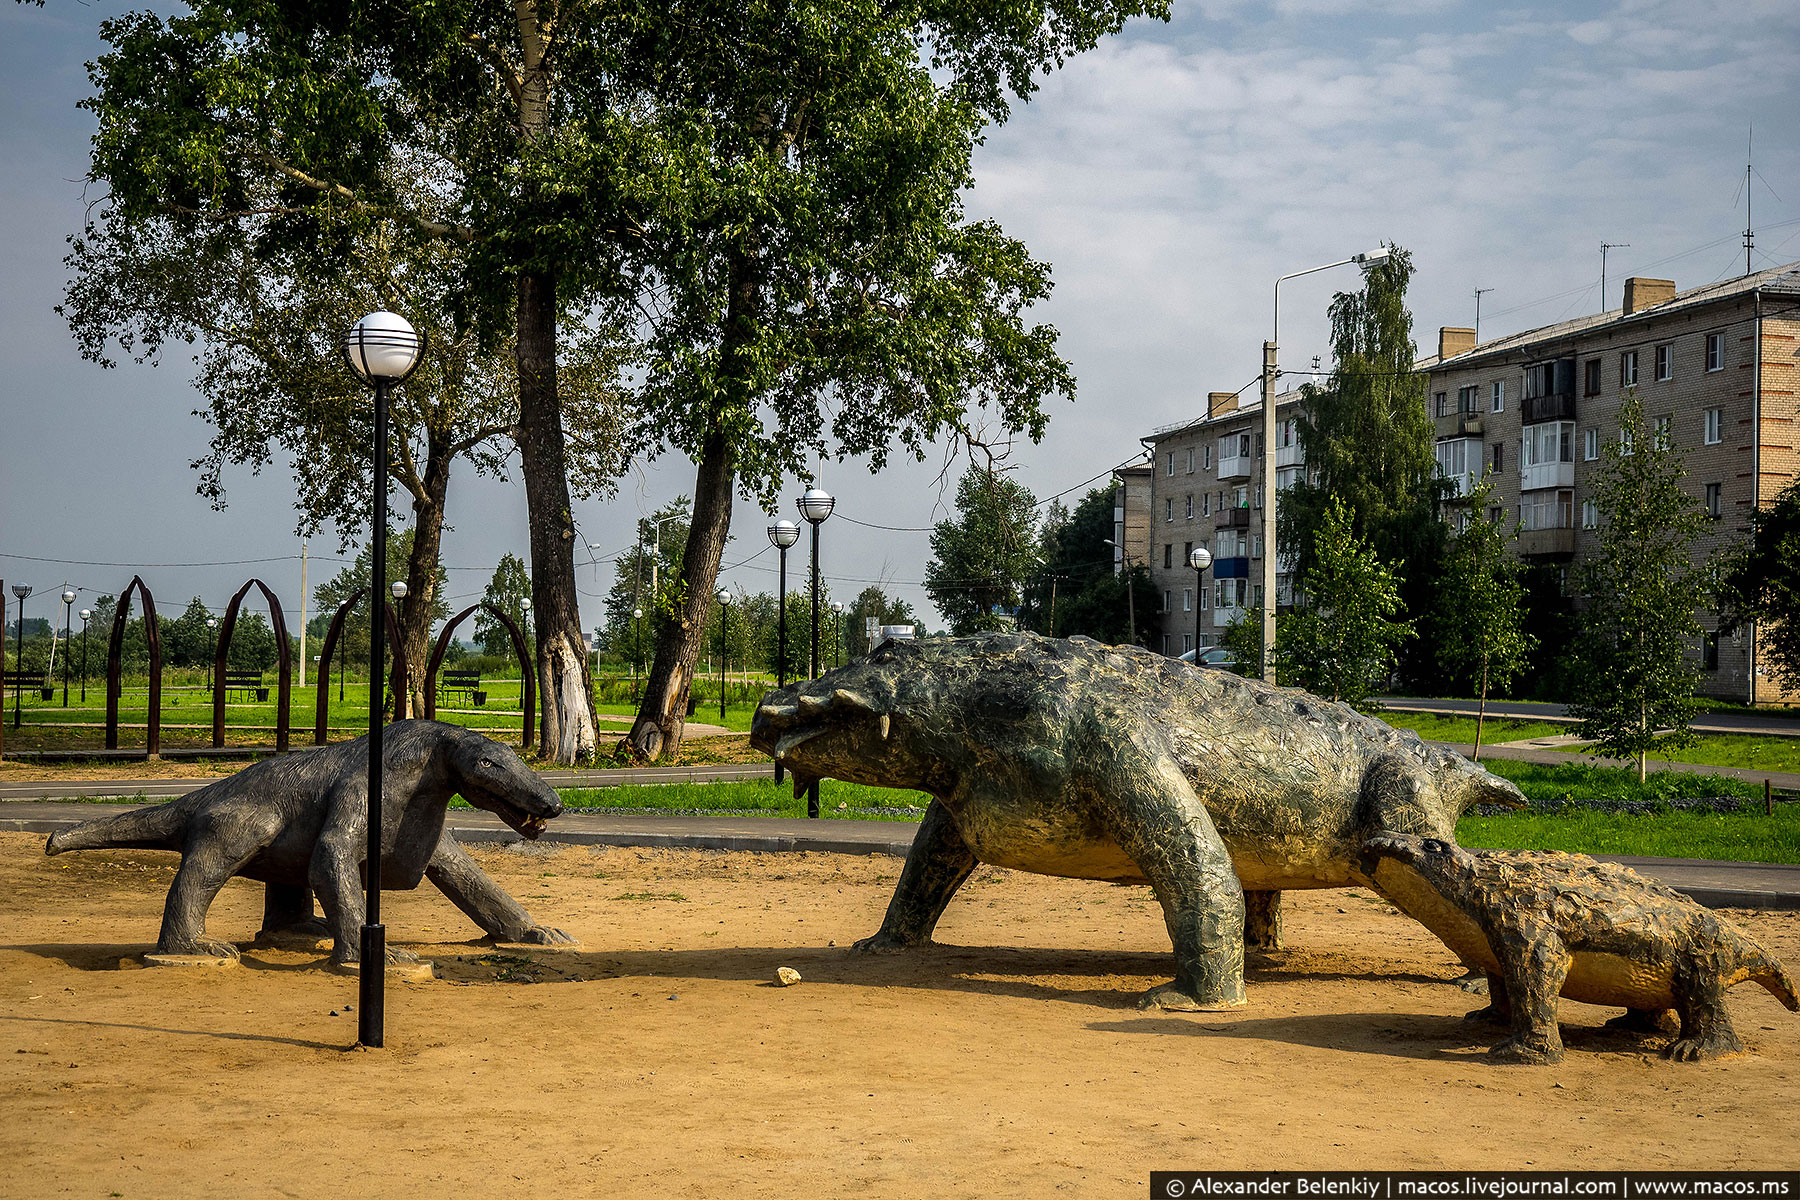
[748,633,1526,1012]
[45,721,571,966]
[1360,833,1799,1063]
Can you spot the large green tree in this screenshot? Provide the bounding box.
[925,466,1044,634]
[1565,393,1711,781]
[475,554,534,657]
[1719,478,1800,694]
[1432,474,1533,759]
[1278,497,1413,710]
[1281,245,1444,686]
[313,529,450,712]
[844,586,919,658]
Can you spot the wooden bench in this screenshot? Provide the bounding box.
[2,669,52,701]
[219,670,269,702]
[440,669,485,707]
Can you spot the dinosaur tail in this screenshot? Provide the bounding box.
[45,801,190,856]
[1748,949,1800,1012]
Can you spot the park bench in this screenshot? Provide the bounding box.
[219,670,269,702]
[2,669,52,701]
[440,669,486,707]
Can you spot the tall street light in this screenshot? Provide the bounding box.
[207,617,219,696]
[10,585,29,728]
[830,601,845,668]
[716,589,732,721]
[1188,546,1213,655]
[60,590,76,707]
[1261,247,1389,684]
[1101,540,1136,647]
[391,581,408,719]
[797,486,834,819]
[78,609,92,703]
[343,308,425,1049]
[766,519,800,786]
[631,608,643,694]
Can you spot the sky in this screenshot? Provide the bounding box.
[2,0,1797,639]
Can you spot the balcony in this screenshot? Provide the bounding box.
[1217,452,1252,481]
[1518,528,1576,557]
[1276,442,1305,469]
[1520,460,1575,491]
[1212,556,1250,579]
[1215,506,1251,530]
[1522,392,1577,424]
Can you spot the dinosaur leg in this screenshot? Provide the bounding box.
[1488,938,1567,1064]
[155,838,257,959]
[1465,971,1512,1025]
[1667,971,1744,1061]
[257,883,330,944]
[853,799,977,953]
[308,795,418,967]
[1244,890,1284,955]
[426,829,575,945]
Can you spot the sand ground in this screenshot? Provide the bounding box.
[0,830,1795,1198]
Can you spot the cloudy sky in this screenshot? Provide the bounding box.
[2,0,1796,635]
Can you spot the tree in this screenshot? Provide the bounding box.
[475,554,534,657]
[845,586,919,658]
[1564,393,1710,781]
[1433,475,1534,759]
[1280,245,1444,686]
[1719,478,1800,694]
[313,529,449,711]
[1019,487,1119,638]
[924,467,1044,635]
[601,500,694,684]
[1278,497,1412,710]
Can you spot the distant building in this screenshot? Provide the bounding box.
[1423,263,1800,703]
[1110,462,1154,580]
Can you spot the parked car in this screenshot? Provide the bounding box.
[1177,646,1239,671]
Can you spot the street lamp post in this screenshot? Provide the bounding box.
[797,486,835,819]
[830,601,844,668]
[631,608,643,695]
[1188,546,1213,656]
[10,585,29,728]
[716,589,732,721]
[343,309,425,1049]
[206,618,219,696]
[391,581,408,719]
[766,519,800,786]
[78,609,91,703]
[1101,540,1136,647]
[1261,248,1389,683]
[60,590,75,707]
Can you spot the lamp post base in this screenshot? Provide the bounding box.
[358,923,386,1046]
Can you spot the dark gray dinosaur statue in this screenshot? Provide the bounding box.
[1360,833,1799,1063]
[46,720,572,967]
[748,633,1525,1012]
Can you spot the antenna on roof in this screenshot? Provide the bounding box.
[1473,287,1493,342]
[1600,243,1630,311]
[1745,124,1755,276]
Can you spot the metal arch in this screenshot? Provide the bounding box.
[105,576,163,754]
[423,602,534,750]
[312,590,408,745]
[211,578,294,752]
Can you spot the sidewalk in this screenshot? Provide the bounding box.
[3,800,1794,911]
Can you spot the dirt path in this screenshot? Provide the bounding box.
[1,832,1795,1197]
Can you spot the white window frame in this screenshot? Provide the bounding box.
[1182,587,1192,613]
[1165,498,1174,522]
[1704,407,1722,445]
[1655,414,1672,449]
[1621,350,1638,387]
[1491,381,1505,412]
[1185,448,1195,474]
[1705,333,1725,372]
[1166,453,1176,477]
[1705,483,1722,519]
[1581,500,1598,529]
[1185,494,1194,520]
[1654,343,1672,381]
[1583,428,1599,461]
[1202,445,1212,469]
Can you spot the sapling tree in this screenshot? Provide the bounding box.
[925,467,1044,635]
[1278,497,1412,710]
[1433,474,1534,759]
[1718,478,1800,693]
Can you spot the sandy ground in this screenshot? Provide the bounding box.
[1,831,1796,1198]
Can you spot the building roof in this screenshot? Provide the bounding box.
[1142,387,1308,444]
[1424,261,1800,372]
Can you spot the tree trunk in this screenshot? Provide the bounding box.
[396,422,454,719]
[516,267,598,763]
[1473,655,1488,762]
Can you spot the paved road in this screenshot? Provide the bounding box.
[1380,697,1800,738]
[2,801,1794,911]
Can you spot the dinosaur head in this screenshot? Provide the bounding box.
[1357,831,1479,892]
[749,638,954,799]
[1443,762,1528,817]
[444,727,563,840]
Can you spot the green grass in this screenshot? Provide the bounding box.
[1458,806,1800,863]
[1382,714,1572,744]
[552,778,930,820]
[1476,758,1763,807]
[1657,735,1800,774]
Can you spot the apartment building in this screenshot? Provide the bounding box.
[1132,389,1307,657]
[1423,262,1800,703]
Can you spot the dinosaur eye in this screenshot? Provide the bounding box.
[479,758,494,769]
[1422,838,1450,854]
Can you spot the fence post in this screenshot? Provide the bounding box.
[1767,778,1775,818]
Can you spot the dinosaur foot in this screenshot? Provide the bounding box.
[850,931,931,954]
[330,945,434,981]
[144,940,241,969]
[1487,1033,1563,1065]
[1604,1008,1679,1037]
[1137,981,1246,1013]
[254,917,333,950]
[492,926,580,950]
[1665,1030,1744,1062]
[1463,1004,1510,1026]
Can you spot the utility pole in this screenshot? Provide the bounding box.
[298,542,308,689]
[1473,287,1492,343]
[1600,242,1629,312]
[1744,125,1755,276]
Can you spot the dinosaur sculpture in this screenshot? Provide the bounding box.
[46,720,572,967]
[749,633,1524,1011]
[1360,833,1798,1062]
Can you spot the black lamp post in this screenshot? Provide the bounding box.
[10,585,28,729]
[631,607,643,696]
[391,581,408,718]
[1189,546,1213,658]
[343,308,425,1049]
[207,617,219,696]
[797,486,834,819]
[78,609,91,703]
[830,601,844,668]
[766,519,799,785]
[60,590,75,707]
[716,588,731,721]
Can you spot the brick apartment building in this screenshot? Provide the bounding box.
[1123,261,1800,700]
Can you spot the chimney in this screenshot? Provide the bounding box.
[1623,277,1676,315]
[1438,327,1476,360]
[1207,391,1239,417]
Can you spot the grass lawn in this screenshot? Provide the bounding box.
[551,778,929,820]
[1382,713,1571,744]
[1458,806,1800,863]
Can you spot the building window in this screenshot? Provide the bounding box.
[1254,483,1264,510]
[1162,590,1171,613]
[1202,492,1210,516]
[1655,414,1672,449]
[1583,358,1602,396]
[1434,391,1448,417]
[1203,445,1212,469]
[1621,350,1638,387]
[1162,634,1171,655]
[1458,385,1479,414]
[1520,489,1574,531]
[1251,534,1263,558]
[1163,544,1173,569]
[1182,588,1192,613]
[1492,381,1506,412]
[1581,499,1598,529]
[1185,494,1194,520]
[1703,632,1720,672]
[1620,426,1635,456]
[1583,428,1599,461]
[1705,483,1722,519]
[1492,442,1504,472]
[1704,407,1722,445]
[1166,453,1175,476]
[1654,344,1672,381]
[1165,498,1174,522]
[1185,448,1195,474]
[1182,634,1192,654]
[1489,505,1504,525]
[1706,332,1725,372]
[1200,586,1211,611]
